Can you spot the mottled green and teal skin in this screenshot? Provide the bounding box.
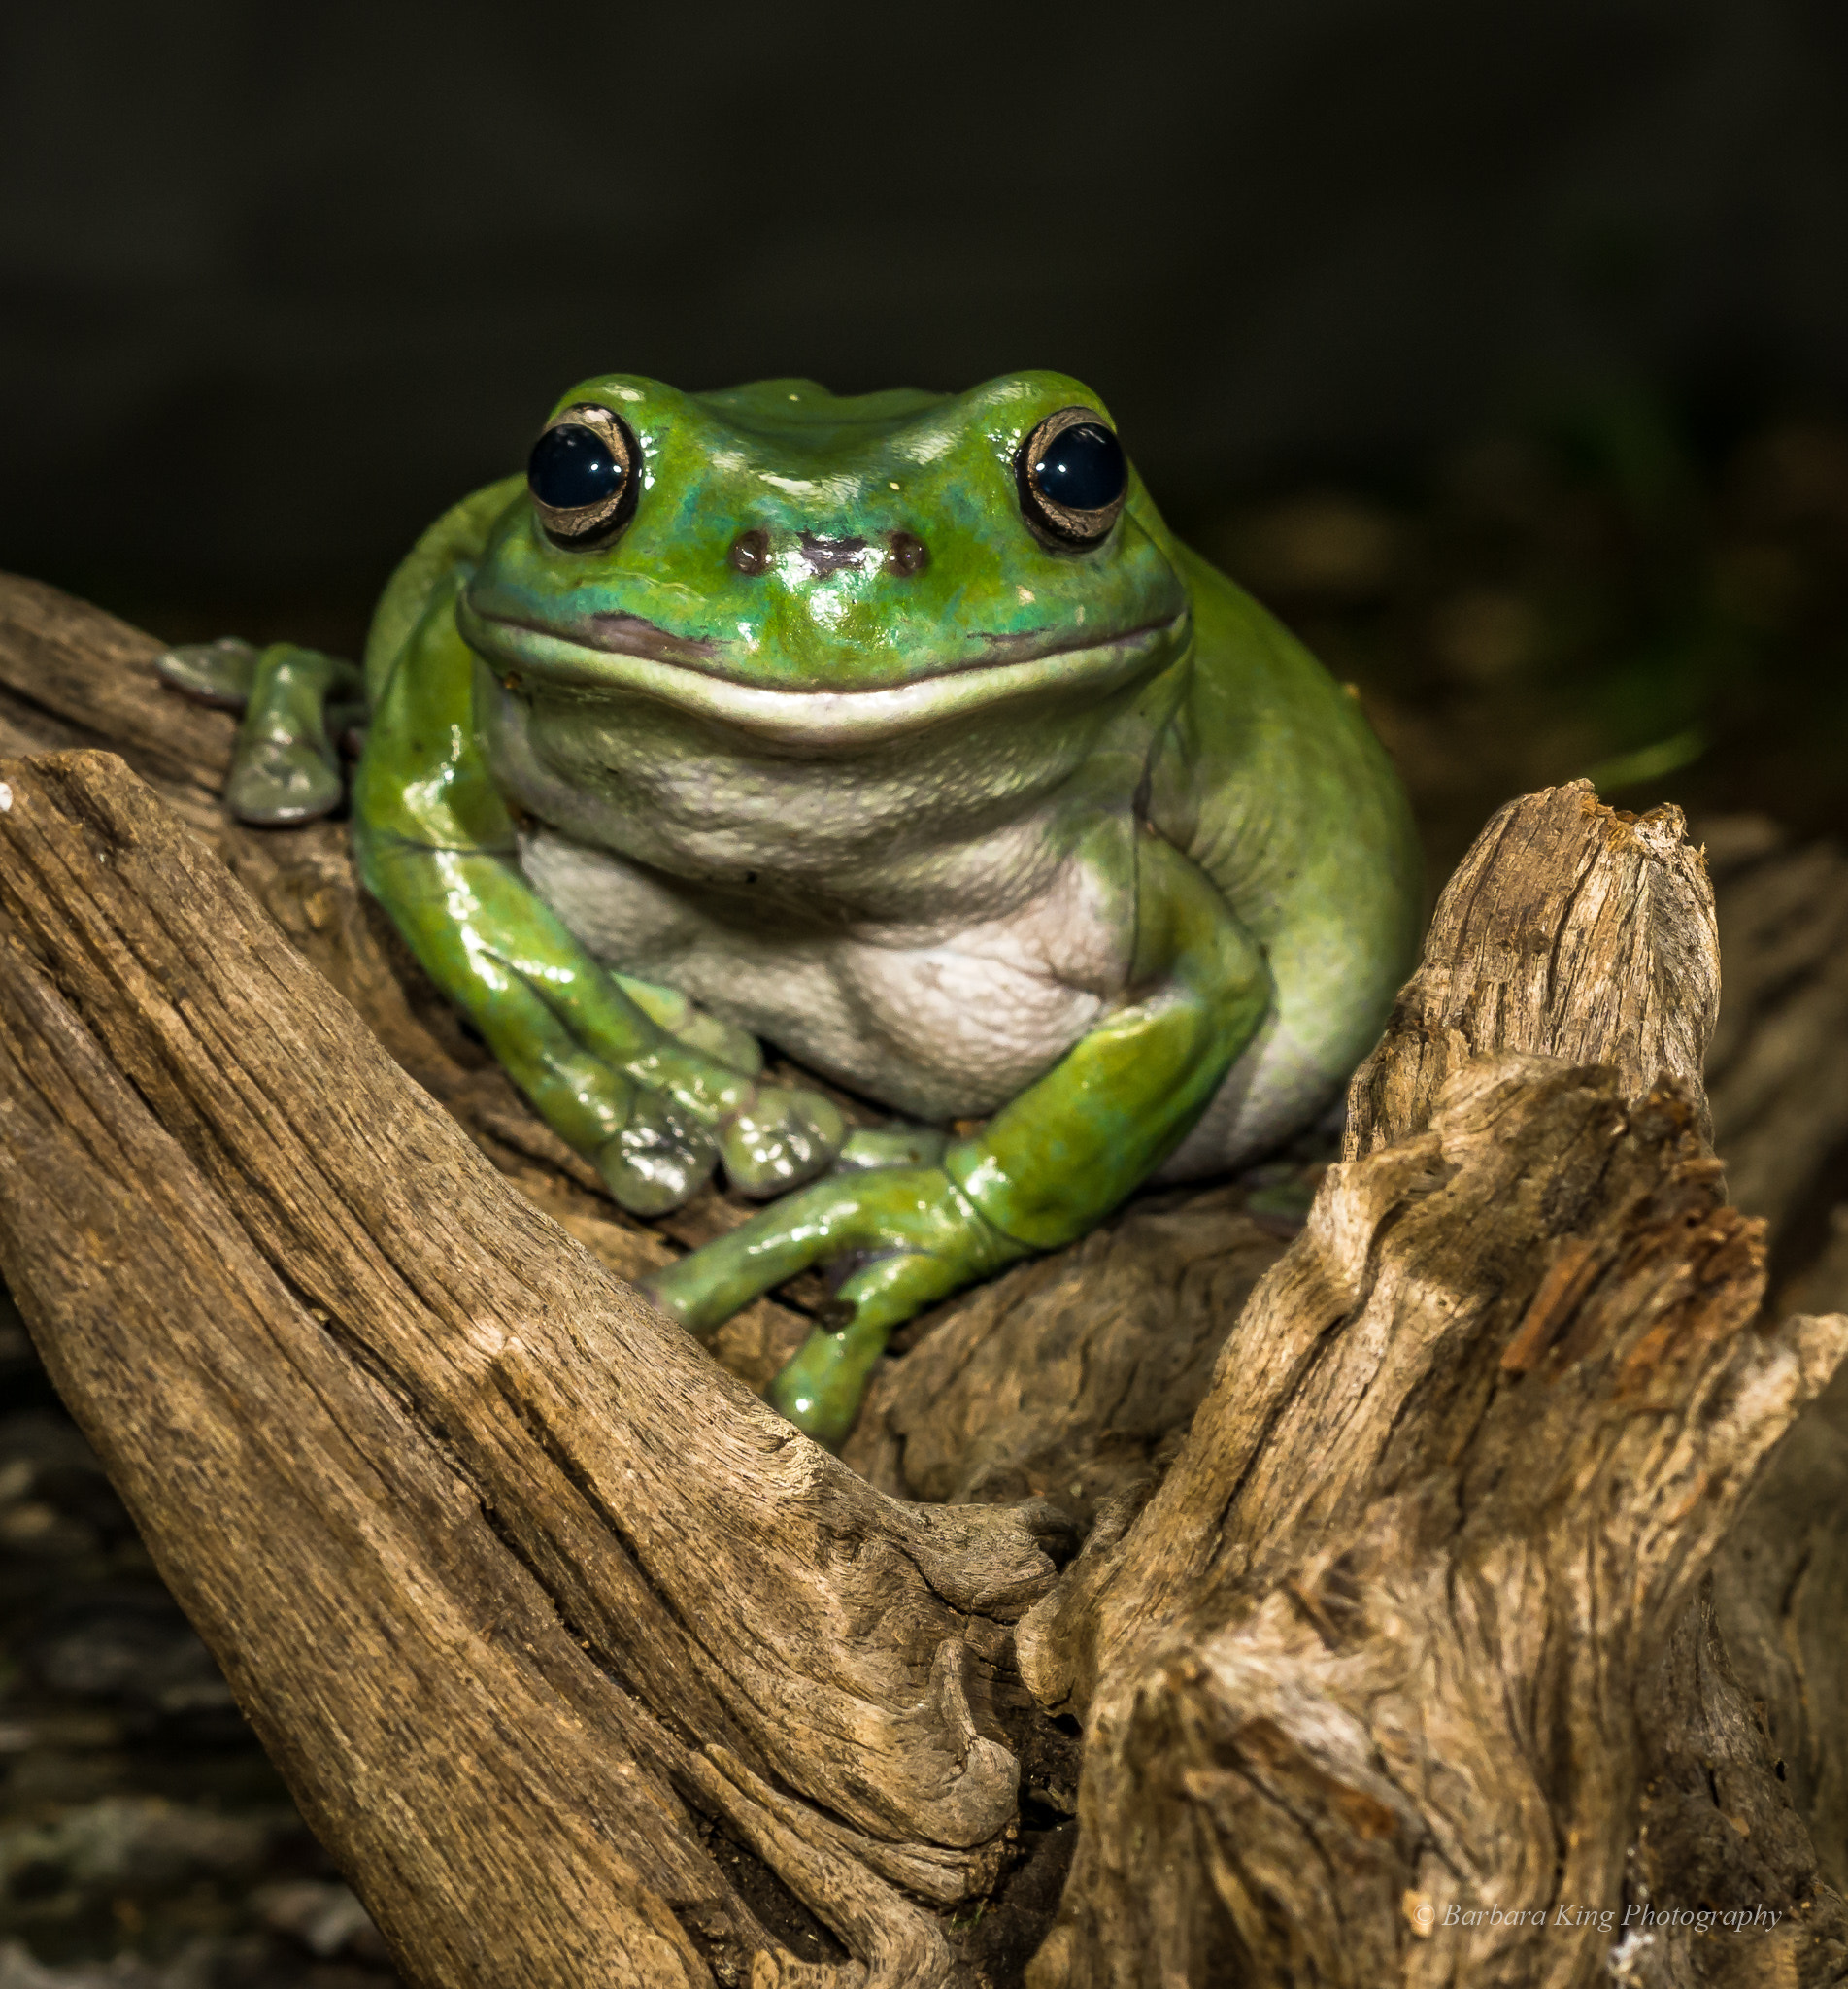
[185,370,1421,1447]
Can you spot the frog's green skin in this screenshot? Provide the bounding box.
[184,371,1422,1447]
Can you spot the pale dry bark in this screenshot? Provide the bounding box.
[1014,789,1848,1989]
[1,574,1846,1987]
[0,750,1060,1986]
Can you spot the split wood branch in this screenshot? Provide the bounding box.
[1015,788,1848,1989]
[4,576,1848,1988]
[0,751,1066,1986]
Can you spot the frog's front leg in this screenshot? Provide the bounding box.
[644,828,1272,1446]
[365,830,864,1209]
[353,579,846,1211]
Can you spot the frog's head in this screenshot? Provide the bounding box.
[461,370,1191,748]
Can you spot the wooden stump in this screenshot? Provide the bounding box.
[1,574,1845,1987]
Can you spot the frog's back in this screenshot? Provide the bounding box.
[1150,543,1423,1173]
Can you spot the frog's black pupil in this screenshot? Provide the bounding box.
[1033,422,1126,513]
[528,423,624,511]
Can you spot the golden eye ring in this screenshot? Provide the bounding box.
[1017,406,1128,550]
[527,402,642,548]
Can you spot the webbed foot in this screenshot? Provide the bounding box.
[718,1084,848,1197]
[641,1163,1025,1447]
[602,974,845,1200]
[588,1069,850,1215]
[594,1086,720,1215]
[358,832,851,1220]
[157,639,365,826]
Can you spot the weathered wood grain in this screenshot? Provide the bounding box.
[1016,787,1848,1989]
[0,751,1063,1982]
[1343,782,1719,1158]
[0,575,231,835]
[0,911,767,1987]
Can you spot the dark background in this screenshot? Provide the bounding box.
[5,0,1846,633]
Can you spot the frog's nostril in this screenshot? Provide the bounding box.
[728,528,771,576]
[886,532,929,578]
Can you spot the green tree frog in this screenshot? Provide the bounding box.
[159,371,1422,1448]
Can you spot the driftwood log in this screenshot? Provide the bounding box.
[0,574,1846,1986]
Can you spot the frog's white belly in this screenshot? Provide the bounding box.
[519,826,1126,1121]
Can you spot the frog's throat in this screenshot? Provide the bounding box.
[455,600,1191,748]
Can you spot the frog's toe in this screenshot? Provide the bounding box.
[720,1086,847,1198]
[155,637,258,711]
[767,1250,969,1446]
[834,1121,951,1173]
[596,1104,719,1217]
[768,1317,888,1449]
[609,971,762,1076]
[225,736,345,826]
[672,1007,761,1075]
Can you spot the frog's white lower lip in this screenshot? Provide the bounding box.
[458,603,1189,746]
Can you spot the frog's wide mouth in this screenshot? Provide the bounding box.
[456,597,1189,746]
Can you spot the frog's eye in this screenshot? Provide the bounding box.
[1017,408,1128,550]
[527,403,642,547]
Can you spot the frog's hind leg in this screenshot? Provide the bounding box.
[157,638,366,826]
